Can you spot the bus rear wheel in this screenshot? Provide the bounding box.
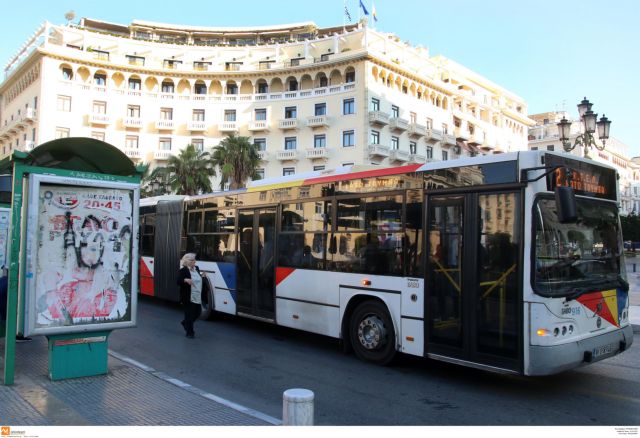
[349,300,396,365]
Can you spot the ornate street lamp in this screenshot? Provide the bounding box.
[557,97,612,158]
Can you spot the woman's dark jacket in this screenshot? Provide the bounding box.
[177,265,200,304]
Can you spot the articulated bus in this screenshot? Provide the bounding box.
[139,151,633,375]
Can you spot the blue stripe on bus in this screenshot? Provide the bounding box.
[216,262,237,299]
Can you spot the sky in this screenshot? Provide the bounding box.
[2,0,638,155]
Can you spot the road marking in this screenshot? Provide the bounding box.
[108,349,282,425]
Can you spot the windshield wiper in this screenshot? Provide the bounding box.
[565,275,628,301]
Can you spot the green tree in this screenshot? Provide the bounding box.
[211,135,261,190]
[167,144,216,195]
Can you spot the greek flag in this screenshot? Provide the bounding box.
[359,0,369,15]
[372,3,378,21]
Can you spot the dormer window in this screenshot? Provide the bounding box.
[163,59,181,69]
[126,55,145,66]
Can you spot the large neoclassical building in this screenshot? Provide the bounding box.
[0,17,533,183]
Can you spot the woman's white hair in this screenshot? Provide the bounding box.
[180,253,196,267]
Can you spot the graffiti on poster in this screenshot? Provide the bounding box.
[33,184,134,328]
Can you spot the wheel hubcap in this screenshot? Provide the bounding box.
[357,315,387,350]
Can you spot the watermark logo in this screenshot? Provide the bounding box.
[1,427,10,436]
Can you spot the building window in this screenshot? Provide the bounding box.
[93,101,106,114]
[160,108,173,120]
[371,98,380,111]
[283,167,295,176]
[254,138,266,151]
[288,79,298,91]
[442,123,449,134]
[255,168,265,180]
[342,162,354,167]
[343,98,355,115]
[255,108,267,121]
[391,136,399,150]
[55,127,70,139]
[125,135,139,149]
[320,76,328,87]
[442,150,448,161]
[427,146,433,159]
[343,130,355,147]
[285,137,297,150]
[224,110,236,122]
[31,128,36,141]
[62,68,73,80]
[313,165,325,171]
[370,130,380,144]
[391,105,399,118]
[546,145,554,151]
[226,83,238,94]
[159,138,172,150]
[285,106,297,119]
[127,55,145,66]
[426,118,433,129]
[314,134,326,149]
[257,82,268,93]
[193,109,205,121]
[410,141,417,154]
[194,83,207,94]
[192,139,204,152]
[410,112,417,124]
[161,81,174,93]
[194,61,211,71]
[315,103,327,116]
[56,95,71,112]
[91,131,105,141]
[127,105,140,118]
[128,78,141,90]
[33,96,37,109]
[531,146,538,151]
[345,70,355,83]
[94,74,106,86]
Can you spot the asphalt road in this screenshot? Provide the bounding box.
[109,297,640,426]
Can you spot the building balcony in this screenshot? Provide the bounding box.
[20,108,37,125]
[306,115,331,128]
[389,117,409,132]
[123,117,143,128]
[425,129,443,145]
[368,111,390,126]
[155,120,175,130]
[278,119,300,130]
[468,132,485,146]
[442,134,457,147]
[154,150,172,160]
[248,120,269,132]
[389,149,410,163]
[368,144,390,158]
[124,148,142,159]
[455,127,470,141]
[89,113,110,125]
[219,121,238,133]
[257,150,269,161]
[408,153,426,164]
[408,123,427,138]
[187,120,207,131]
[305,148,329,160]
[24,140,36,151]
[276,150,299,161]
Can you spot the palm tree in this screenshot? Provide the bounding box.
[141,165,171,197]
[166,144,216,195]
[211,135,261,190]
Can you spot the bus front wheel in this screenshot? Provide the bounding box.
[349,300,396,365]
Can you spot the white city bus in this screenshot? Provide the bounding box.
[139,151,633,375]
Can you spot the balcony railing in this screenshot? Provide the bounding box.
[455,127,470,141]
[408,153,426,164]
[425,129,444,145]
[123,117,142,128]
[248,120,269,131]
[124,148,142,159]
[442,134,457,147]
[368,144,390,158]
[278,119,300,130]
[305,148,329,159]
[24,140,36,151]
[389,149,410,163]
[276,150,299,161]
[219,122,238,132]
[368,111,390,126]
[257,150,269,161]
[154,150,172,160]
[306,115,330,128]
[23,108,37,122]
[389,117,409,132]
[187,120,207,131]
[155,120,174,130]
[89,113,110,125]
[408,123,427,138]
[468,132,485,146]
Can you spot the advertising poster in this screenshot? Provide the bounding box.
[25,176,138,334]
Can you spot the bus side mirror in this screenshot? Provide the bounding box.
[555,186,577,223]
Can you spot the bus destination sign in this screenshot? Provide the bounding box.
[545,154,616,201]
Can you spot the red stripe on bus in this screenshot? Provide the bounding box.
[139,259,155,296]
[275,267,296,286]
[303,164,422,186]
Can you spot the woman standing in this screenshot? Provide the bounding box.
[177,253,204,338]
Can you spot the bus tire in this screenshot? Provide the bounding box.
[199,278,215,320]
[349,300,396,365]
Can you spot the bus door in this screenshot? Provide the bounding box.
[236,207,276,320]
[426,192,521,372]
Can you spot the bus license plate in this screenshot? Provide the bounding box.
[592,342,617,359]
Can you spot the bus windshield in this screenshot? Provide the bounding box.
[533,196,627,298]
